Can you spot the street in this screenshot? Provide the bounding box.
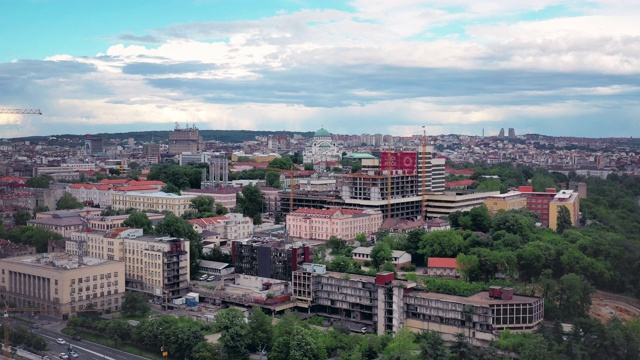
[8,317,148,360]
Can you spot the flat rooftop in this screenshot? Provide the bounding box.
[113,191,195,199]
[0,253,113,270]
[410,290,541,306]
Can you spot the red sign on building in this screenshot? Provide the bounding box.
[381,152,417,172]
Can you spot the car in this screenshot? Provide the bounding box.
[59,353,69,359]
[68,351,79,359]
[199,274,208,281]
[206,275,216,282]
[72,335,81,341]
[56,338,66,345]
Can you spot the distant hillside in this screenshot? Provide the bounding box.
[10,129,315,144]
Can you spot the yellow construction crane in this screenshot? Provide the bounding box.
[0,109,42,115]
[421,126,427,221]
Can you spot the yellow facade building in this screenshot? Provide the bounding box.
[111,191,195,216]
[483,191,528,215]
[0,253,124,316]
[548,190,580,231]
[67,228,190,302]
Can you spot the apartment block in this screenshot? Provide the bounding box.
[425,190,500,219]
[0,253,124,316]
[168,126,204,154]
[286,207,383,241]
[517,186,557,226]
[292,264,416,335]
[548,190,580,231]
[232,238,311,281]
[111,191,196,216]
[483,191,528,215]
[182,188,240,210]
[67,228,190,301]
[404,288,544,346]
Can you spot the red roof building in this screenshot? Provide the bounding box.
[426,257,459,278]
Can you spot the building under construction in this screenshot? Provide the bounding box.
[231,238,311,282]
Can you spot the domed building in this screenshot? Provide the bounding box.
[303,126,342,164]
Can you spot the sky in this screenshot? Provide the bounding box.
[1,0,640,139]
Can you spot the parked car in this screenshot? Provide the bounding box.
[59,353,69,359]
[68,350,79,359]
[56,338,66,345]
[207,275,216,282]
[199,274,208,281]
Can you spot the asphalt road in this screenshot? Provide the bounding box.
[8,318,148,360]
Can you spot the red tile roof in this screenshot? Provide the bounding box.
[445,180,475,188]
[128,180,166,186]
[428,257,458,269]
[100,179,129,185]
[114,185,157,191]
[445,167,475,176]
[188,216,230,227]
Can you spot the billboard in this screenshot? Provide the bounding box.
[381,152,417,172]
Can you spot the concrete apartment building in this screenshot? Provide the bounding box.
[232,238,311,281]
[292,264,543,345]
[404,288,544,346]
[87,213,165,231]
[548,190,580,231]
[483,191,528,215]
[28,215,85,237]
[112,191,196,216]
[0,253,125,315]
[292,264,416,335]
[66,228,190,302]
[286,207,383,241]
[425,190,501,219]
[168,126,204,154]
[517,186,558,226]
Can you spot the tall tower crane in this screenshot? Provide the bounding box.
[0,109,42,115]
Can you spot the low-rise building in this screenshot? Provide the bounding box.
[27,216,84,237]
[181,188,240,210]
[426,257,459,278]
[352,247,412,269]
[111,191,196,216]
[198,260,235,277]
[66,228,190,302]
[425,190,500,219]
[483,192,527,215]
[286,207,383,241]
[189,214,254,246]
[0,253,125,316]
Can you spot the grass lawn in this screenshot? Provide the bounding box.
[61,327,164,360]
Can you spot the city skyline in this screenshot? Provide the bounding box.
[2,0,640,138]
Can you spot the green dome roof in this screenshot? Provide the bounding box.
[314,128,331,137]
[319,143,331,147]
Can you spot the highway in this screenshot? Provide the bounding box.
[8,318,149,360]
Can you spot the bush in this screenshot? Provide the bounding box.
[401,264,417,272]
[363,260,371,267]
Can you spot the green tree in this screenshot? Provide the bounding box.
[155,214,203,278]
[370,242,392,269]
[121,291,150,317]
[469,205,492,233]
[556,205,573,234]
[327,236,348,254]
[268,157,294,170]
[476,178,503,192]
[4,226,62,252]
[383,327,420,360]
[26,175,52,189]
[557,273,592,321]
[216,308,250,359]
[532,173,555,192]
[248,307,273,352]
[122,211,154,234]
[236,184,266,224]
[416,331,448,360]
[272,325,324,360]
[190,195,215,214]
[107,320,131,348]
[161,183,181,195]
[266,171,282,188]
[418,230,465,260]
[215,203,228,216]
[405,228,426,264]
[13,210,32,226]
[449,333,478,360]
[304,163,314,171]
[191,342,223,360]
[34,205,50,213]
[56,193,83,210]
[456,253,479,282]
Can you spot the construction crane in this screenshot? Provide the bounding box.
[421,126,427,221]
[0,109,42,115]
[2,299,92,358]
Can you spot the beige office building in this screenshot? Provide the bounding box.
[0,253,124,316]
[111,191,196,216]
[67,228,190,301]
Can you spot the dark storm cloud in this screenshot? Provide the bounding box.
[122,62,216,76]
[145,65,640,107]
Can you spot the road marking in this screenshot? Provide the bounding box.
[40,334,116,360]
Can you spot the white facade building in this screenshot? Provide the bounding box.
[303,127,342,164]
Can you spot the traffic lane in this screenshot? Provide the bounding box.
[35,327,147,360]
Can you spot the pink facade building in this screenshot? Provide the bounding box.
[286,207,383,241]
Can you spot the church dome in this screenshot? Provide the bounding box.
[314,127,331,137]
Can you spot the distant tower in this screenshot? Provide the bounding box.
[508,128,516,138]
[497,128,505,138]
